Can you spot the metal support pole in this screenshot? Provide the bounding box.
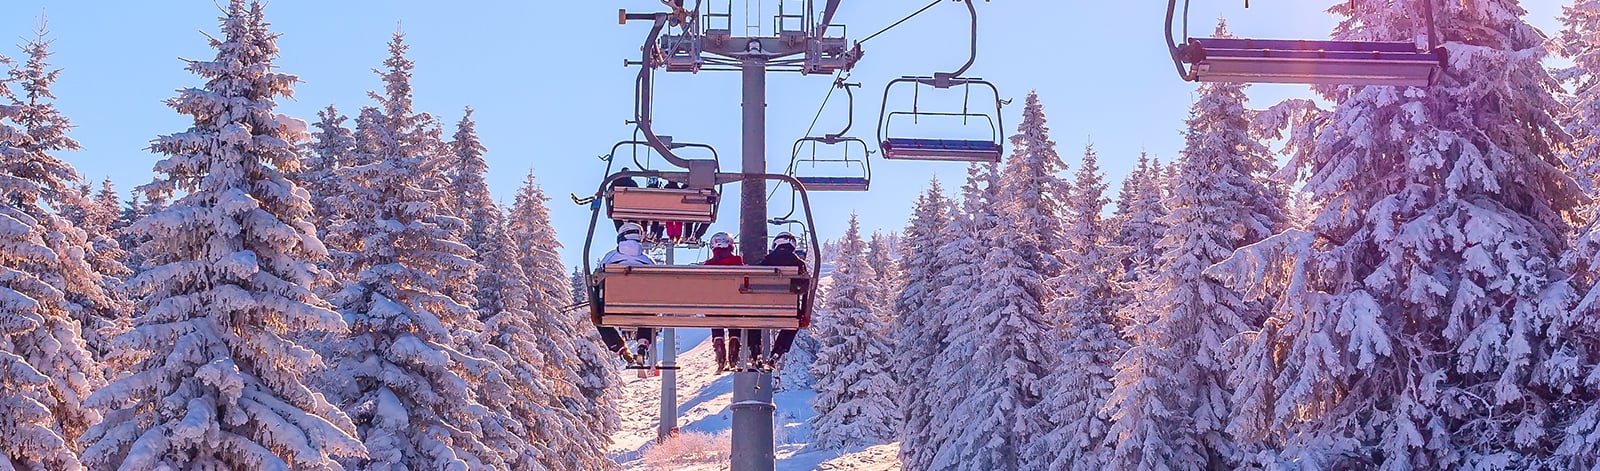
[731,55,776,471]
[658,248,678,443]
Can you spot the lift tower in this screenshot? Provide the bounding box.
[621,2,859,470]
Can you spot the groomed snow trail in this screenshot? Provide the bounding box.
[608,329,902,470]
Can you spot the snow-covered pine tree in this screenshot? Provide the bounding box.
[1030,143,1127,471]
[1105,20,1286,469]
[49,178,131,364]
[1211,1,1590,468]
[302,104,351,239]
[568,266,587,304]
[318,30,508,470]
[1110,151,1169,288]
[1561,0,1600,197]
[1557,6,1600,467]
[448,107,496,253]
[2,20,150,463]
[79,176,133,360]
[891,178,956,470]
[117,190,167,274]
[0,41,89,471]
[473,206,576,470]
[78,2,366,468]
[999,90,1069,277]
[506,168,618,471]
[778,326,820,391]
[810,214,898,449]
[932,157,1054,470]
[864,231,901,322]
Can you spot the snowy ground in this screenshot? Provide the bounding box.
[609,329,901,470]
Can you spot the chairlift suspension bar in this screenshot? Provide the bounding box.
[946,0,979,80]
[632,15,698,171]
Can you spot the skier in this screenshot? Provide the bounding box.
[664,180,685,244]
[597,222,655,365]
[643,178,667,242]
[609,168,640,231]
[752,231,807,370]
[700,231,743,374]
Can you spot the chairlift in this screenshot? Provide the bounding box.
[602,139,723,225]
[790,137,873,191]
[876,0,1005,163]
[1164,0,1445,86]
[788,79,872,191]
[584,173,822,331]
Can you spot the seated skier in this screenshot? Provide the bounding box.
[597,222,656,365]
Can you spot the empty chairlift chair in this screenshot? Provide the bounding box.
[873,0,1005,163]
[789,79,873,191]
[788,136,872,191]
[1176,38,1443,86]
[876,76,1005,163]
[1164,0,1445,86]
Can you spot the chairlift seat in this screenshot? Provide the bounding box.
[1181,38,1443,86]
[795,176,870,192]
[591,265,812,330]
[608,186,718,223]
[881,137,1002,163]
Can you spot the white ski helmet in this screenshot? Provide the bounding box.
[617,222,644,243]
[709,232,735,249]
[773,231,797,248]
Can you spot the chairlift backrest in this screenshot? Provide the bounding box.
[591,265,812,329]
[1163,0,1445,86]
[609,185,719,223]
[1179,38,1443,86]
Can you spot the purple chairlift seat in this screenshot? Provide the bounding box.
[880,137,1002,163]
[1182,38,1443,86]
[794,175,870,192]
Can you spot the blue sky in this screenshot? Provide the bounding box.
[0,1,1566,269]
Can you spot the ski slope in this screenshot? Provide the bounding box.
[608,328,901,470]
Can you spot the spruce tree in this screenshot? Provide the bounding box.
[302,104,351,239]
[936,159,1054,470]
[318,31,504,470]
[1112,152,1169,283]
[79,3,365,468]
[506,169,618,470]
[1030,144,1126,470]
[568,266,587,304]
[891,178,955,471]
[999,90,1069,277]
[1105,21,1287,469]
[0,40,92,471]
[810,214,898,449]
[1216,2,1586,467]
[864,231,901,322]
[1558,6,1600,466]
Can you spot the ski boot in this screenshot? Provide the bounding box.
[713,339,728,375]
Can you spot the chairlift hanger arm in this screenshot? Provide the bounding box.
[623,12,700,173]
[824,79,861,141]
[942,0,980,81]
[1165,0,1193,81]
